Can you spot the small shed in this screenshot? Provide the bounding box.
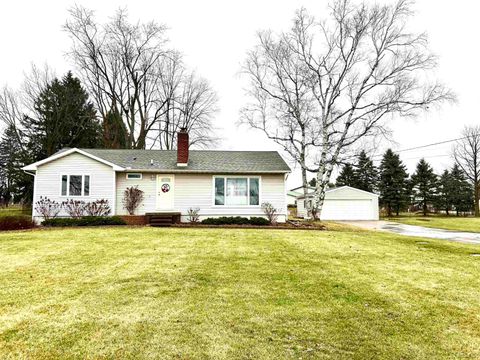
[296,186,379,220]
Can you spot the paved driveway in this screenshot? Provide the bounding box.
[340,220,480,245]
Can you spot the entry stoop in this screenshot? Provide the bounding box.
[146,212,181,227]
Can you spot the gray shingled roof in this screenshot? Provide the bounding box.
[80,149,291,173]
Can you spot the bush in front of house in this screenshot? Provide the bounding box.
[85,199,111,216]
[201,216,270,226]
[62,199,86,218]
[35,197,61,220]
[122,186,144,215]
[0,216,36,231]
[187,207,200,223]
[248,217,270,226]
[261,202,279,224]
[42,216,126,227]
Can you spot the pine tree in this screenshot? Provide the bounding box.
[26,71,102,158]
[378,149,409,216]
[411,158,438,216]
[0,125,34,203]
[354,150,378,192]
[436,170,454,215]
[102,107,128,149]
[450,163,474,215]
[336,163,358,187]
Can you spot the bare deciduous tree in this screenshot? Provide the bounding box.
[0,65,55,153]
[453,126,480,216]
[240,30,318,201]
[64,6,218,150]
[242,0,454,218]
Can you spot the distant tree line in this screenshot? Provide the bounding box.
[330,149,474,217]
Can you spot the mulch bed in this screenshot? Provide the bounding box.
[169,221,326,231]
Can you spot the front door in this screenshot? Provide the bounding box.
[156,174,174,210]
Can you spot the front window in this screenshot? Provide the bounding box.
[214,178,225,205]
[214,177,260,206]
[61,175,90,196]
[61,175,68,196]
[226,178,248,205]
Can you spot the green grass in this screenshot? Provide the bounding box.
[1,227,480,359]
[384,215,480,232]
[0,206,31,218]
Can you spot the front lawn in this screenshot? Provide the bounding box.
[385,215,480,232]
[1,227,479,359]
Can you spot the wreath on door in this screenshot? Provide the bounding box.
[161,183,170,193]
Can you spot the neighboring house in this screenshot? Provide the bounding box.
[287,186,315,206]
[23,130,291,223]
[287,190,301,206]
[296,186,379,220]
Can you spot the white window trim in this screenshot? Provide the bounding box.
[126,173,143,180]
[59,174,91,197]
[212,175,261,207]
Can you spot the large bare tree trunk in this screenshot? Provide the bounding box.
[454,126,480,217]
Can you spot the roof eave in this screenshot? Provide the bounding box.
[117,169,290,174]
[22,148,125,172]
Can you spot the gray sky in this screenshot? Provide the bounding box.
[1,0,479,188]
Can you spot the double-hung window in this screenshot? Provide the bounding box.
[61,175,90,196]
[214,176,260,206]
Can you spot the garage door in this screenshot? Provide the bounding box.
[320,199,375,220]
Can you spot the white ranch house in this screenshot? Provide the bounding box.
[23,131,291,224]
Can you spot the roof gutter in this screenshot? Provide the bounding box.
[117,169,291,174]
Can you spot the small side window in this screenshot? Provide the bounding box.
[61,175,67,196]
[84,175,90,196]
[126,173,142,180]
[214,177,225,205]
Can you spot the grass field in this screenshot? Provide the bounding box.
[385,215,480,232]
[0,206,31,218]
[1,227,480,359]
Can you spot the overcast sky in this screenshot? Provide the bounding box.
[1,0,479,188]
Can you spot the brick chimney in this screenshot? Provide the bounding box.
[177,128,189,166]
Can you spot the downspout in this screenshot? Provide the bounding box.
[285,173,289,221]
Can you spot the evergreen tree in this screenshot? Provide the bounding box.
[0,125,34,203]
[411,158,438,216]
[450,163,474,215]
[378,149,409,216]
[102,107,128,149]
[336,163,358,187]
[354,150,378,192]
[436,170,454,215]
[25,71,102,158]
[308,178,317,187]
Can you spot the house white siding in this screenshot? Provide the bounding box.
[297,186,379,220]
[32,153,116,222]
[115,172,287,222]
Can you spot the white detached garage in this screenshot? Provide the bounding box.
[296,186,379,220]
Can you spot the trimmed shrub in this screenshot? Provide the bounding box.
[248,217,270,226]
[0,216,36,231]
[42,216,126,227]
[201,216,269,226]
